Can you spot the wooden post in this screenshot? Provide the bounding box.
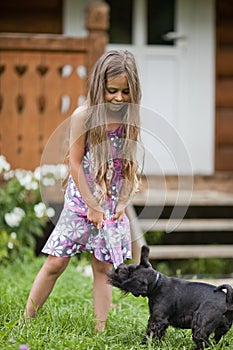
[126,204,147,264]
[85,1,109,78]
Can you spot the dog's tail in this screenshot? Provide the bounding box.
[214,284,233,308]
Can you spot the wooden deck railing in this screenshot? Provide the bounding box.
[0,2,109,170]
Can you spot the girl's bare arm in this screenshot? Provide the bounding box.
[69,108,106,227]
[113,179,132,222]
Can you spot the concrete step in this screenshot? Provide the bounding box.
[139,218,233,233]
[133,189,233,206]
[127,200,233,261]
[148,245,233,259]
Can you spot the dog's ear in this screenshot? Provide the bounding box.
[114,263,125,273]
[128,265,136,273]
[140,245,151,268]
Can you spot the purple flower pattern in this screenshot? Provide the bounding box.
[42,125,132,267]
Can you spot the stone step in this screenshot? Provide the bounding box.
[133,190,233,206]
[127,204,233,261]
[139,218,233,233]
[148,245,233,259]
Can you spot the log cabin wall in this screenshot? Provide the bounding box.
[215,0,233,170]
[0,2,109,170]
[0,0,63,34]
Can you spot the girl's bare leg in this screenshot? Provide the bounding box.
[24,255,70,318]
[91,255,113,332]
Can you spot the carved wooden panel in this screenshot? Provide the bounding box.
[0,2,109,170]
[0,50,87,169]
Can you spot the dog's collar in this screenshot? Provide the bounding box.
[147,272,160,295]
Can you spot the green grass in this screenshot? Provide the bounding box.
[0,256,233,349]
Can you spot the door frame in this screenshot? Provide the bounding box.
[107,0,215,175]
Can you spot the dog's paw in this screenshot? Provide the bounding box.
[141,334,153,345]
[141,336,148,345]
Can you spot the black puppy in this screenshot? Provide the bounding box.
[108,245,233,350]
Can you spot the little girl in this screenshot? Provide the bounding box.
[24,50,143,332]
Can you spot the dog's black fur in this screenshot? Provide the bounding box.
[108,245,233,350]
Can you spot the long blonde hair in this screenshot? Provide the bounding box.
[85,50,144,199]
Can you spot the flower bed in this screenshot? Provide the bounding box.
[0,155,67,264]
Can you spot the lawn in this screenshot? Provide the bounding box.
[0,256,232,349]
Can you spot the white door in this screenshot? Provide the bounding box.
[107,0,215,175]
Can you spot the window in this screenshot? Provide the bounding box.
[106,0,175,46]
[106,0,133,44]
[148,0,175,45]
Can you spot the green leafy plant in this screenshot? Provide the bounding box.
[0,155,67,265]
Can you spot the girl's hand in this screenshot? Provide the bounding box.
[113,208,125,222]
[87,207,106,229]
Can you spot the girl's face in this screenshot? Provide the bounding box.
[105,74,130,112]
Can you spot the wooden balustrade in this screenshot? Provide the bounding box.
[0,2,109,170]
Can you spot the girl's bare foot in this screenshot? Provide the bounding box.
[110,303,118,308]
[94,320,106,333]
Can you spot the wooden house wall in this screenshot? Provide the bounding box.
[215,0,233,170]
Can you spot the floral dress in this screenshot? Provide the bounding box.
[42,125,132,268]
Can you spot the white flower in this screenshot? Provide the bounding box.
[38,164,68,181]
[3,170,14,180]
[51,164,65,180]
[55,224,68,237]
[46,237,63,255]
[4,207,25,227]
[14,207,25,217]
[42,177,55,186]
[40,164,53,176]
[15,169,28,181]
[47,207,55,218]
[15,169,38,190]
[8,242,14,249]
[30,181,39,190]
[37,164,68,187]
[33,167,41,181]
[66,221,84,237]
[59,164,68,179]
[11,232,17,239]
[66,243,78,255]
[0,155,10,173]
[83,151,94,170]
[34,202,47,218]
[53,230,66,243]
[34,203,56,219]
